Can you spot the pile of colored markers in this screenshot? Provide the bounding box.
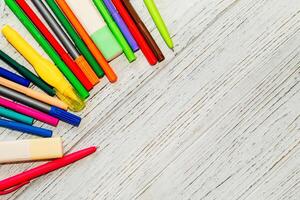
[0,0,173,195]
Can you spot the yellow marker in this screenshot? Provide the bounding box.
[2,25,85,111]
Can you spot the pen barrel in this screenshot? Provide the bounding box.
[144,0,164,23]
[0,97,59,126]
[102,0,139,52]
[0,77,68,110]
[2,26,47,70]
[112,0,157,65]
[0,83,81,126]
[0,85,51,113]
[137,22,165,62]
[93,0,136,62]
[0,50,55,96]
[4,0,89,100]
[0,106,33,125]
[0,119,53,137]
[143,0,173,48]
[0,67,30,87]
[56,0,118,82]
[45,0,104,78]
[0,147,96,192]
[31,0,79,59]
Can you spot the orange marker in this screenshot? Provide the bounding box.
[56,0,118,83]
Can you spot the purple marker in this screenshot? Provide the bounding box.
[103,0,139,52]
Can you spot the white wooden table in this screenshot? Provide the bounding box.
[0,0,299,199]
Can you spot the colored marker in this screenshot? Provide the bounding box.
[65,0,122,61]
[144,0,174,49]
[45,0,104,78]
[56,0,118,83]
[4,0,89,100]
[103,0,139,52]
[0,85,81,126]
[0,146,97,195]
[112,0,157,65]
[93,0,136,62]
[2,25,85,112]
[0,66,30,87]
[0,137,63,163]
[0,97,59,126]
[29,0,99,86]
[0,50,55,96]
[0,106,33,125]
[122,0,164,62]
[16,0,93,91]
[0,77,68,110]
[0,118,52,138]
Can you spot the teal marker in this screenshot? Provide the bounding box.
[0,106,33,125]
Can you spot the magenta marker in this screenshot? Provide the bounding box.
[0,97,59,126]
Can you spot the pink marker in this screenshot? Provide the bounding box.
[0,97,59,126]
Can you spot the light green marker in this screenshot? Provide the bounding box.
[144,0,174,50]
[93,0,136,62]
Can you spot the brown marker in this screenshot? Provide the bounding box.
[122,0,165,62]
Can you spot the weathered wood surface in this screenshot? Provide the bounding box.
[0,0,299,199]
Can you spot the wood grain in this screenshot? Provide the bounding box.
[0,0,299,199]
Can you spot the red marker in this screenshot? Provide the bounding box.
[16,0,93,91]
[112,0,157,65]
[0,146,97,195]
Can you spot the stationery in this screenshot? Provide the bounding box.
[45,0,104,78]
[56,0,118,83]
[93,0,136,62]
[65,0,123,61]
[2,25,85,112]
[0,50,55,96]
[0,66,30,87]
[0,77,68,110]
[103,0,139,52]
[0,106,33,125]
[122,0,164,62]
[4,0,89,100]
[0,85,81,126]
[29,0,99,87]
[0,118,53,138]
[0,97,59,127]
[112,0,157,65]
[0,146,97,195]
[144,0,174,49]
[16,0,94,91]
[0,137,63,164]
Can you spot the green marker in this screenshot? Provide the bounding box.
[93,0,136,62]
[0,106,33,125]
[4,0,89,99]
[0,50,56,97]
[144,0,174,50]
[45,0,104,78]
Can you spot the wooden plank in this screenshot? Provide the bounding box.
[0,0,299,199]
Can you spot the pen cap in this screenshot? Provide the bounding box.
[49,106,81,126]
[66,0,123,61]
[0,137,63,163]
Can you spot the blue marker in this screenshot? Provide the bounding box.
[0,66,30,87]
[103,0,139,52]
[0,118,52,137]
